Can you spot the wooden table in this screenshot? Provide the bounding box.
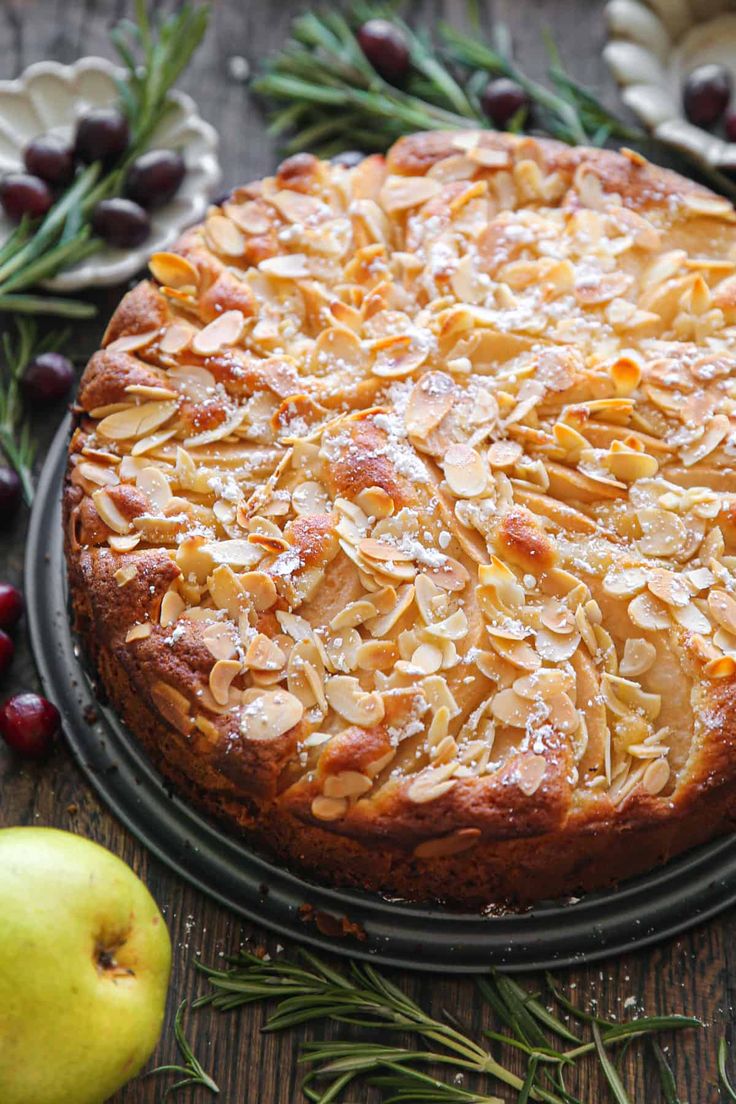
[0,1,732,1100]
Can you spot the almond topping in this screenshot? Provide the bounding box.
[209,659,241,706]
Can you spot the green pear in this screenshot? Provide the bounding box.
[0,826,172,1104]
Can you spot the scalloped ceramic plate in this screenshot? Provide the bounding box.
[604,0,736,170]
[0,56,220,291]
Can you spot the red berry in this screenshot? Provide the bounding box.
[0,692,60,759]
[481,78,530,128]
[725,109,736,142]
[0,631,13,677]
[24,135,75,187]
[0,173,54,222]
[683,64,731,128]
[92,198,150,248]
[357,19,410,84]
[0,583,23,630]
[74,108,129,166]
[125,149,186,209]
[22,352,74,403]
[0,467,22,519]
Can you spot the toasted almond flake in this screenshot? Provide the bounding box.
[259,253,310,279]
[125,623,152,643]
[240,688,304,740]
[404,374,454,437]
[673,602,711,634]
[647,567,690,608]
[513,669,574,700]
[77,461,119,487]
[97,400,178,442]
[492,688,538,728]
[356,640,397,670]
[605,446,659,483]
[406,764,457,804]
[205,214,247,256]
[244,633,286,672]
[487,631,541,671]
[202,622,238,661]
[150,252,199,289]
[516,755,547,796]
[602,673,661,721]
[114,565,137,587]
[358,537,414,562]
[330,599,378,631]
[92,489,132,535]
[619,638,657,677]
[109,534,141,552]
[413,828,481,859]
[325,628,361,673]
[628,592,670,631]
[535,626,580,662]
[354,485,394,519]
[311,795,347,820]
[423,609,468,641]
[444,443,487,497]
[292,480,330,516]
[602,566,648,598]
[610,354,641,395]
[136,466,172,512]
[708,589,736,636]
[240,571,278,611]
[371,335,429,380]
[637,508,688,558]
[192,311,245,356]
[540,600,576,634]
[411,642,444,674]
[704,654,736,678]
[323,770,373,799]
[160,321,194,355]
[679,413,730,467]
[642,757,670,795]
[106,330,158,354]
[160,589,185,626]
[487,440,523,469]
[379,174,441,212]
[325,675,385,726]
[209,658,241,706]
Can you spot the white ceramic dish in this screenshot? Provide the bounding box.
[0,56,220,291]
[604,0,736,170]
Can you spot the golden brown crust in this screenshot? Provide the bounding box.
[65,130,736,905]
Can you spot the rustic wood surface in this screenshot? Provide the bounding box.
[0,1,733,1100]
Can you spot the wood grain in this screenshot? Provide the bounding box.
[0,1,733,1101]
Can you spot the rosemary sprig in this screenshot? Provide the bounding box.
[719,1038,736,1102]
[0,2,208,317]
[0,318,70,504]
[253,3,736,209]
[149,1000,219,1100]
[195,949,703,1104]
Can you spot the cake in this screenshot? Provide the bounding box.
[65,130,736,907]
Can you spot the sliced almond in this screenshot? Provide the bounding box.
[642,757,670,795]
[149,252,199,289]
[160,589,185,626]
[628,592,670,631]
[92,489,131,535]
[114,565,137,587]
[444,443,487,497]
[325,675,385,726]
[125,623,152,643]
[202,621,238,661]
[708,589,736,636]
[311,795,348,820]
[209,658,241,706]
[647,568,690,608]
[97,400,178,442]
[244,633,286,671]
[619,638,656,677]
[637,508,688,558]
[379,174,441,212]
[205,214,247,257]
[240,688,304,740]
[192,310,245,355]
[487,440,523,469]
[516,754,547,796]
[323,770,373,799]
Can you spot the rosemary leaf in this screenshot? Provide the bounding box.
[592,1022,631,1104]
[650,1041,682,1104]
[719,1039,736,1103]
[149,1000,219,1100]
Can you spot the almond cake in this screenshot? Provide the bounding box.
[65,131,736,906]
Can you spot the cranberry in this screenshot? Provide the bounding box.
[24,135,75,187]
[0,467,22,519]
[481,78,530,128]
[92,198,150,248]
[0,631,13,677]
[125,149,186,209]
[0,583,23,630]
[22,352,74,403]
[0,692,60,759]
[683,64,732,128]
[357,19,410,84]
[725,109,736,142]
[0,173,54,222]
[74,107,129,166]
[331,150,366,168]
